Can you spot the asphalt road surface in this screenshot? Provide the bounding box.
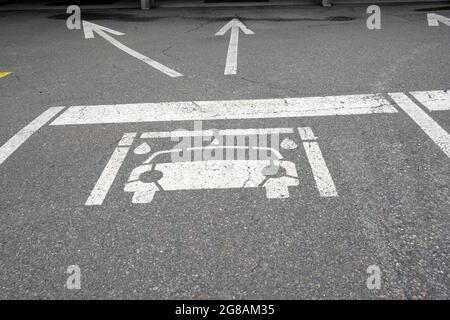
[0,2,449,299]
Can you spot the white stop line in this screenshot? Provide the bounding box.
[0,90,449,169]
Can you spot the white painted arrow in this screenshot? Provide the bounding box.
[427,13,450,26]
[215,18,254,75]
[82,20,182,78]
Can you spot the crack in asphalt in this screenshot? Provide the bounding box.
[161,45,177,60]
[239,76,301,96]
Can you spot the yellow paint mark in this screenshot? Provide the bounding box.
[0,72,12,79]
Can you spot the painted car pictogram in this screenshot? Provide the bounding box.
[124,146,299,203]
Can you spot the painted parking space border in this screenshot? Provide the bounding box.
[1,90,449,173]
[49,93,398,125]
[410,90,450,111]
[0,107,65,166]
[389,92,450,159]
[85,133,136,206]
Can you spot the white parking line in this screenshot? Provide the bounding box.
[298,128,338,197]
[410,90,450,111]
[50,94,397,125]
[85,133,136,206]
[0,107,64,166]
[297,127,318,141]
[389,93,450,159]
[118,132,137,146]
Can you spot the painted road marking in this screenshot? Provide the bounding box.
[0,107,64,166]
[141,128,294,139]
[88,127,338,205]
[410,90,450,111]
[82,21,183,78]
[389,93,450,159]
[50,93,397,125]
[216,19,254,75]
[125,160,299,203]
[298,128,338,197]
[298,127,318,141]
[85,133,136,206]
[427,13,450,26]
[2,89,448,195]
[0,72,12,79]
[118,132,137,146]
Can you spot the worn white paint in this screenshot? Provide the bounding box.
[134,142,151,155]
[410,90,450,111]
[216,18,254,75]
[298,126,337,196]
[302,141,338,197]
[83,20,124,38]
[82,21,182,78]
[141,128,293,139]
[280,137,298,150]
[298,128,337,197]
[427,13,450,26]
[224,27,239,75]
[0,107,64,166]
[118,132,137,146]
[51,94,396,125]
[85,146,132,206]
[215,18,255,36]
[142,145,284,164]
[389,92,450,159]
[124,159,299,203]
[298,127,318,141]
